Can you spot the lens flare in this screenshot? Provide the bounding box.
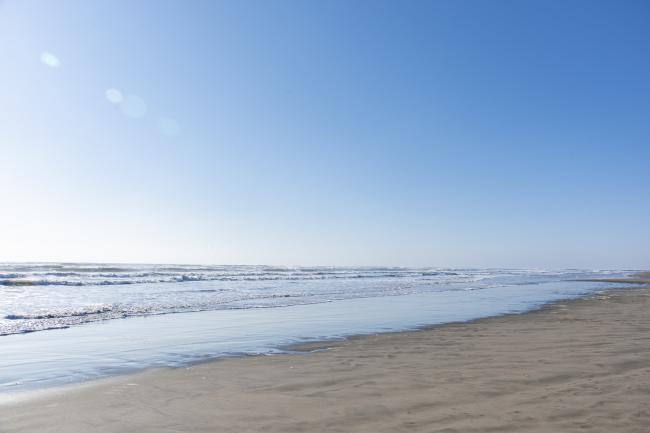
[105,88,123,104]
[40,52,60,68]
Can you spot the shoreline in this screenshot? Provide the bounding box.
[2,275,627,395]
[279,271,649,353]
[577,272,650,285]
[0,278,637,399]
[1,275,646,398]
[2,279,650,431]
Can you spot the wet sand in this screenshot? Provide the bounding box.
[2,285,650,432]
[582,271,650,285]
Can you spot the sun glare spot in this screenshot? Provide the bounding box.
[40,52,60,68]
[105,88,123,104]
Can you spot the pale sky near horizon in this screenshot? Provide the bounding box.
[1,0,649,268]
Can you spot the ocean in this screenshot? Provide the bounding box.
[0,263,633,393]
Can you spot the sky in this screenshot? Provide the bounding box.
[1,0,649,268]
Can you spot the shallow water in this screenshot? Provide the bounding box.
[0,264,633,393]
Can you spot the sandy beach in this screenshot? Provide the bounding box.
[2,281,649,433]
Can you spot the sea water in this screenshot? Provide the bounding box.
[0,264,634,393]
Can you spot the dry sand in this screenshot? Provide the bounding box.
[2,285,650,433]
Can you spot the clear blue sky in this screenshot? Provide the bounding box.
[1,0,648,268]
